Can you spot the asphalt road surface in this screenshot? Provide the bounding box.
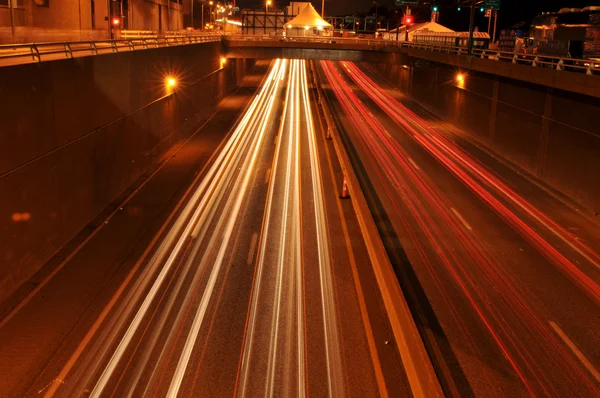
[317,60,600,397]
[0,60,410,397]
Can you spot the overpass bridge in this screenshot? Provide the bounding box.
[223,35,600,98]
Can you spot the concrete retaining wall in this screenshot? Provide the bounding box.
[373,62,600,214]
[0,41,251,303]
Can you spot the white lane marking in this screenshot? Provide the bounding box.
[549,321,600,382]
[247,233,259,265]
[450,207,472,231]
[408,158,420,170]
[265,168,271,184]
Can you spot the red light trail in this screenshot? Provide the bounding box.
[319,60,600,396]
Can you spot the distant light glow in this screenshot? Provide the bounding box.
[167,77,176,88]
[112,18,120,25]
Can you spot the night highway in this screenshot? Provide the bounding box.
[0,60,412,397]
[317,60,600,397]
[2,0,600,395]
[1,56,599,398]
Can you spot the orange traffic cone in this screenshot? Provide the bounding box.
[339,174,350,199]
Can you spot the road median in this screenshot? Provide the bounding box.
[310,60,443,398]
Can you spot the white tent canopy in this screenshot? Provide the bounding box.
[383,21,454,41]
[285,2,332,32]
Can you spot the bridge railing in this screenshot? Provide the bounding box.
[0,35,222,67]
[225,34,391,46]
[471,48,599,75]
[225,35,600,76]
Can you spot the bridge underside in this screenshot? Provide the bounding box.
[224,46,409,64]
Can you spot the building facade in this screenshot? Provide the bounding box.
[0,0,185,43]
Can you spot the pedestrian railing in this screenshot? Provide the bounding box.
[224,35,600,76]
[0,34,222,67]
[471,48,599,75]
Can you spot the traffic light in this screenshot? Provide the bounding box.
[457,7,461,11]
[480,7,484,12]
[405,16,412,25]
[112,18,120,26]
[433,6,438,12]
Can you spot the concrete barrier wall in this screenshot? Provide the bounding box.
[0,42,252,302]
[226,45,409,64]
[373,62,600,213]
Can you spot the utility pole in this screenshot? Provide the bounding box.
[467,0,475,54]
[107,0,113,39]
[8,0,15,40]
[492,10,498,43]
[191,0,194,29]
[405,6,410,42]
[322,0,325,17]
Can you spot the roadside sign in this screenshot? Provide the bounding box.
[395,0,418,5]
[484,0,501,11]
[484,8,492,17]
[233,6,239,11]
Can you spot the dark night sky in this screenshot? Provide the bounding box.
[234,0,600,30]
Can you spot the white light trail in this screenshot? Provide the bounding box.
[238,59,344,398]
[86,59,288,398]
[300,60,345,397]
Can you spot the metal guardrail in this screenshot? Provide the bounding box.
[0,34,222,66]
[224,35,600,76]
[225,34,384,46]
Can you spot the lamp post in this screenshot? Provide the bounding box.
[266,0,271,12]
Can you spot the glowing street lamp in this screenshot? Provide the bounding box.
[166,76,177,94]
[266,0,272,12]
